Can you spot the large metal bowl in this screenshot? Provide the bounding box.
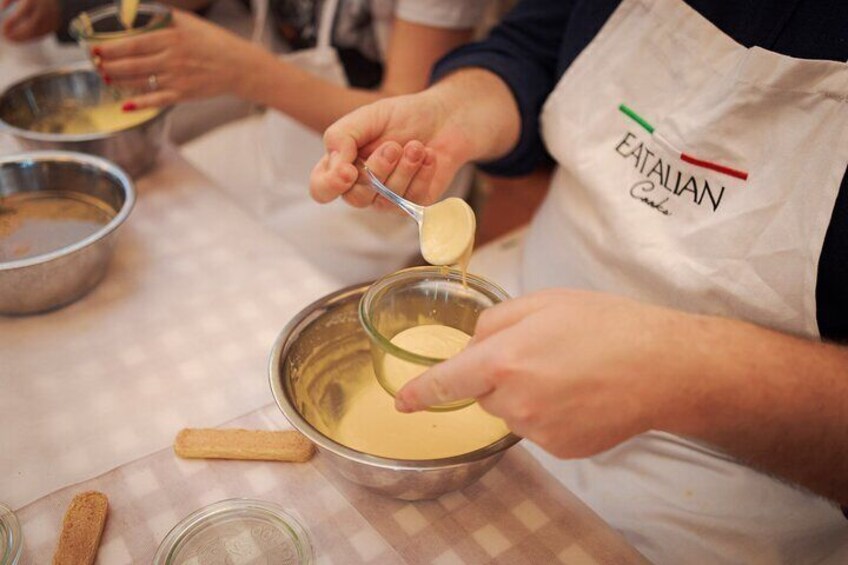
[0,67,170,178]
[269,284,520,501]
[0,151,135,315]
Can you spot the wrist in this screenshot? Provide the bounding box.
[231,42,277,104]
[430,68,521,162]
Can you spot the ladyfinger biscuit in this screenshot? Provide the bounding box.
[52,491,108,565]
[174,428,315,462]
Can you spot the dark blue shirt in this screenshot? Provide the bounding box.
[433,0,848,341]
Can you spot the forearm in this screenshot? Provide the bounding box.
[664,316,848,505]
[237,46,383,133]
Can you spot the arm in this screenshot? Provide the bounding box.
[240,19,477,132]
[394,289,848,505]
[97,13,476,132]
[310,0,573,207]
[310,67,521,208]
[1,0,60,41]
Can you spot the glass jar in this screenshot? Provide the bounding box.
[69,3,172,48]
[0,503,22,565]
[359,266,510,411]
[153,499,313,565]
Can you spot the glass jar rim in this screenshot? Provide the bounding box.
[358,266,510,366]
[152,498,313,565]
[0,503,22,565]
[70,3,172,41]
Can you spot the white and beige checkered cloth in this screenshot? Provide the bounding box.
[16,405,649,564]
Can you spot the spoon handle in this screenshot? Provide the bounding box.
[357,160,425,223]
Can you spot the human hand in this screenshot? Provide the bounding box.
[395,289,715,459]
[1,0,59,42]
[310,66,523,209]
[94,10,258,109]
[310,88,478,209]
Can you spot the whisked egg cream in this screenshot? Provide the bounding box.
[381,324,471,393]
[31,102,159,135]
[337,323,507,460]
[119,0,140,28]
[419,197,475,277]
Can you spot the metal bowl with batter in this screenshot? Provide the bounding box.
[0,67,170,178]
[269,281,520,501]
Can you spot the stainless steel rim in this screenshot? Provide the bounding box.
[0,150,135,271]
[267,283,521,472]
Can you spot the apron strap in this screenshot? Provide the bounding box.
[317,0,340,50]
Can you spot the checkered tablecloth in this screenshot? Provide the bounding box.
[0,149,339,509]
[16,404,649,564]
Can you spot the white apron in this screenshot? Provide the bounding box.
[521,0,848,561]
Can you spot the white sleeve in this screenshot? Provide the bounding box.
[395,0,490,30]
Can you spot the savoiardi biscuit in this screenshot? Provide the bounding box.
[52,491,108,565]
[174,428,315,463]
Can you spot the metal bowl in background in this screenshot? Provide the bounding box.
[0,151,135,315]
[269,284,520,501]
[0,67,170,178]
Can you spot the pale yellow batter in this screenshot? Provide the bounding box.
[334,374,508,460]
[381,324,470,394]
[31,102,159,135]
[420,197,475,271]
[119,0,140,29]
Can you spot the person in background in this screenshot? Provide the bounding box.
[89,0,492,282]
[309,0,848,561]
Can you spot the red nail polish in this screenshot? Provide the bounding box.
[92,46,102,57]
[102,74,111,85]
[122,102,137,112]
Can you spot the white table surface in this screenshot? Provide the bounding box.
[0,145,339,508]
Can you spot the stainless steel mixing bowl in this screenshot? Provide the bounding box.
[0,150,135,315]
[0,67,170,178]
[269,283,520,501]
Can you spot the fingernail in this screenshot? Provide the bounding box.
[405,143,423,162]
[381,144,401,162]
[122,101,137,112]
[91,46,102,57]
[102,74,111,85]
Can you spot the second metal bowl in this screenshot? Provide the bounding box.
[0,67,170,178]
[0,151,135,315]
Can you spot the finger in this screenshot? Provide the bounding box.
[310,151,358,204]
[401,147,440,205]
[380,140,425,199]
[395,329,514,412]
[341,141,403,208]
[1,0,18,10]
[2,0,31,34]
[100,52,167,79]
[95,30,172,60]
[120,90,178,111]
[107,71,172,94]
[470,293,551,344]
[3,11,37,41]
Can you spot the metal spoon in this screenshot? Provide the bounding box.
[356,159,475,267]
[357,160,424,223]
